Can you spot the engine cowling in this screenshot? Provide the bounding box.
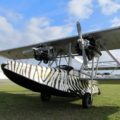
[75,38,102,60]
[33,46,55,64]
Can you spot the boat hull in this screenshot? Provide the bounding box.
[1,64,79,97]
[1,61,99,97]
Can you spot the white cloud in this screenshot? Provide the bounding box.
[68,0,93,20]
[111,17,120,27]
[98,0,120,15]
[24,17,73,44]
[0,8,23,22]
[5,11,23,21]
[0,16,73,49]
[0,16,22,49]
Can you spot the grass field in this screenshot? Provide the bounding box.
[0,81,120,120]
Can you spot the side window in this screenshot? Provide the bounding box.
[56,65,73,72]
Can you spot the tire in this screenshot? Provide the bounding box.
[98,88,101,95]
[43,60,48,64]
[82,93,92,108]
[41,92,51,102]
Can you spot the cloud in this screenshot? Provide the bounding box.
[0,16,22,49]
[25,17,73,43]
[111,17,120,27]
[0,8,23,22]
[68,0,93,20]
[98,0,120,15]
[0,16,73,50]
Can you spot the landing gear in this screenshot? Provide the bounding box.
[82,93,92,108]
[41,92,51,102]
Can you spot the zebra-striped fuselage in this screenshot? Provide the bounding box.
[3,61,99,96]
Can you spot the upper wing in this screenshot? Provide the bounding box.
[0,26,120,59]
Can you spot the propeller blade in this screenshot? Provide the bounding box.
[76,21,88,66]
[76,21,82,39]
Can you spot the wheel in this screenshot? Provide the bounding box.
[43,60,48,64]
[98,88,101,95]
[82,93,92,108]
[41,92,51,102]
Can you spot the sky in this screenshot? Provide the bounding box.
[0,0,120,78]
[0,0,120,49]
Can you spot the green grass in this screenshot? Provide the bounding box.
[0,81,120,120]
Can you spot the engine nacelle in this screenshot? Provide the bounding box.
[75,38,102,60]
[33,46,55,64]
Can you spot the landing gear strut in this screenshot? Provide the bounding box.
[82,93,92,108]
[41,92,51,102]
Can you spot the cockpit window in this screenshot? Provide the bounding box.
[56,65,73,72]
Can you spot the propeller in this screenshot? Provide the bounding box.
[76,21,88,66]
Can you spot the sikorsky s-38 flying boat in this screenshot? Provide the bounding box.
[0,22,120,108]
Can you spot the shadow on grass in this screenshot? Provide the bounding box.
[0,92,119,120]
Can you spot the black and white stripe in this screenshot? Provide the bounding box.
[5,61,99,95]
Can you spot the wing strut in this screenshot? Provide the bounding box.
[103,46,120,66]
[68,43,72,66]
[91,57,95,100]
